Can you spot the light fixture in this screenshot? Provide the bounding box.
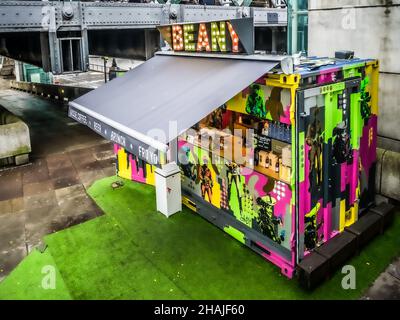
[227,22,239,53]
[172,25,184,51]
[183,24,195,51]
[197,23,211,52]
[211,21,227,52]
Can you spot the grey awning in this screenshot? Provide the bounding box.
[69,54,278,165]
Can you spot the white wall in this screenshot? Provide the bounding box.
[308,0,400,151]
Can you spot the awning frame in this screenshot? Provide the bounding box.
[69,101,169,153]
[69,52,288,166]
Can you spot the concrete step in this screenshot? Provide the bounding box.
[376,148,400,202]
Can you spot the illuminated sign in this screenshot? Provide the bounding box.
[157,18,254,55]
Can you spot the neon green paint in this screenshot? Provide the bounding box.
[228,176,255,228]
[228,175,242,220]
[299,131,305,183]
[324,92,343,143]
[291,125,296,185]
[223,226,246,244]
[320,82,345,94]
[350,92,362,149]
[343,63,364,79]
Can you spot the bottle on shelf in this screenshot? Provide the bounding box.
[278,123,284,141]
[262,122,269,136]
[270,121,276,139]
[255,149,259,166]
[275,158,280,173]
[265,154,269,169]
[284,125,291,142]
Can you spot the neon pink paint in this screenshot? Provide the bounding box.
[279,104,291,125]
[130,155,146,183]
[349,150,359,204]
[290,221,296,267]
[359,115,377,176]
[256,241,295,278]
[316,68,340,84]
[178,138,188,150]
[298,181,307,234]
[304,143,312,214]
[244,171,268,198]
[270,182,292,219]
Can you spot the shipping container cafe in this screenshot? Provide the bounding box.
[69,18,380,279]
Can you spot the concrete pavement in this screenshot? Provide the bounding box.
[0,77,398,299]
[0,78,116,281]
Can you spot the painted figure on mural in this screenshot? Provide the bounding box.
[199,157,213,202]
[265,87,284,121]
[208,107,224,130]
[255,196,283,244]
[333,122,351,164]
[179,146,197,181]
[306,108,324,189]
[304,202,323,251]
[246,84,266,119]
[225,161,243,212]
[360,77,372,122]
[126,152,131,170]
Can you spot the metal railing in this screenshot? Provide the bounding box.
[88,63,111,74]
[10,80,93,102]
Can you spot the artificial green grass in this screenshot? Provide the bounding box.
[86,176,400,299]
[45,215,188,299]
[1,175,399,299]
[0,250,71,300]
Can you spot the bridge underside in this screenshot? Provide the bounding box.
[0,26,286,73]
[0,32,44,68]
[0,2,287,74]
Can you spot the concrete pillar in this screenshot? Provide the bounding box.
[144,29,161,61]
[14,61,24,82]
[376,148,400,201]
[81,28,90,73]
[271,27,278,54]
[47,6,62,74]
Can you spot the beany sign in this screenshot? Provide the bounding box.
[157,18,254,55]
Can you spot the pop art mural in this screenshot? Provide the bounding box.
[296,60,379,257]
[178,139,293,250]
[226,81,292,125]
[115,144,156,186]
[113,57,379,277]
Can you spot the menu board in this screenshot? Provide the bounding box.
[255,134,271,151]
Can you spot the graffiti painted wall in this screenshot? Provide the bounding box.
[114,144,156,186]
[178,139,294,251]
[226,81,292,125]
[297,60,379,257]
